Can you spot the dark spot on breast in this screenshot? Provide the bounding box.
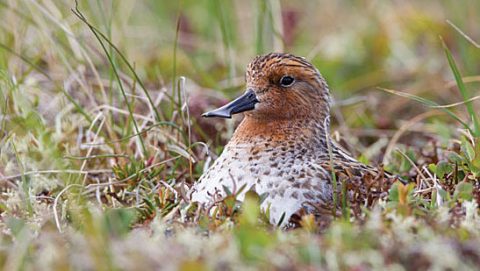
[315,172,324,178]
[303,192,314,200]
[292,191,299,199]
[301,182,312,189]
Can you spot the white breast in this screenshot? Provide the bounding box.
[191,145,332,226]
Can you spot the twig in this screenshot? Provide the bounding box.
[383,111,442,164]
[0,169,112,182]
[447,20,480,48]
[53,184,83,233]
[395,148,428,181]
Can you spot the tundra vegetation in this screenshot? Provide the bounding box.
[1,1,480,270]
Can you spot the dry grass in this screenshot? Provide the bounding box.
[1,1,480,270]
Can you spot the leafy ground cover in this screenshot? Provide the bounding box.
[1,1,480,270]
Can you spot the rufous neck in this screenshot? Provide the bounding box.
[230,115,330,148]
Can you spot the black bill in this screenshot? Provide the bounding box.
[202,89,259,118]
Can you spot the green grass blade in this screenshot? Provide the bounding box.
[173,6,181,114]
[0,43,50,79]
[211,0,236,81]
[442,38,480,136]
[379,87,472,133]
[11,141,33,216]
[72,3,147,157]
[0,43,92,123]
[71,2,161,123]
[324,119,338,218]
[256,0,267,54]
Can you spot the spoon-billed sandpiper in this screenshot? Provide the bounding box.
[191,53,401,226]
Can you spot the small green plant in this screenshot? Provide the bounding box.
[234,191,275,263]
[2,1,480,270]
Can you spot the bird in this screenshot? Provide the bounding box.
[191,53,402,227]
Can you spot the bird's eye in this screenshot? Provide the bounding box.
[280,76,295,87]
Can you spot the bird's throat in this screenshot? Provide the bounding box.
[230,116,329,148]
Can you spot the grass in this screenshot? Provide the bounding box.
[1,0,480,270]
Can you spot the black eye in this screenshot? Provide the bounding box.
[280,76,295,87]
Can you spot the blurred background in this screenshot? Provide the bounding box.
[1,0,479,178]
[1,2,480,269]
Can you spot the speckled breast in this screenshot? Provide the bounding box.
[191,142,333,225]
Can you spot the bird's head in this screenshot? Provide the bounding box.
[203,53,331,121]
